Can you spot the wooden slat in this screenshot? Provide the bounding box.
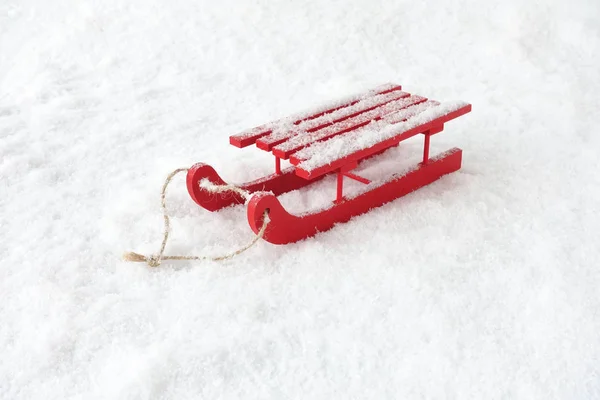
[255,90,411,151]
[289,102,472,179]
[271,95,427,159]
[229,83,403,148]
[383,100,439,124]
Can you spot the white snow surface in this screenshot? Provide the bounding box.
[1,0,600,399]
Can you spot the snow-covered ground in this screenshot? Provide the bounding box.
[1,0,600,398]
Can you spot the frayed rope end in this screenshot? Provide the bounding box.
[122,251,161,267]
[123,251,148,262]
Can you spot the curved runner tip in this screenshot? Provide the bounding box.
[186,162,246,212]
[247,192,317,245]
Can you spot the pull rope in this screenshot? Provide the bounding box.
[123,168,269,267]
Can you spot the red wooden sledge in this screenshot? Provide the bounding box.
[187,84,471,244]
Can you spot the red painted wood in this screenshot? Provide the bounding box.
[336,172,344,204]
[343,171,371,185]
[247,148,463,244]
[423,133,431,164]
[382,100,439,124]
[186,147,400,212]
[255,91,411,151]
[290,104,472,179]
[270,95,427,159]
[428,125,444,135]
[186,163,324,212]
[275,157,281,175]
[229,84,403,148]
[188,84,471,245]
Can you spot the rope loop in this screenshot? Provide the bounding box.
[123,168,268,267]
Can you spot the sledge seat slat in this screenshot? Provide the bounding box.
[255,90,410,151]
[229,83,403,148]
[271,95,427,159]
